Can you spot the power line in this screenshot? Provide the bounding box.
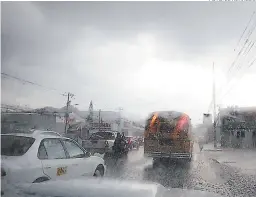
[227,34,252,76]
[208,12,256,112]
[216,13,256,105]
[235,11,255,52]
[219,56,256,103]
[1,72,67,96]
[236,46,256,72]
[227,11,256,75]
[221,26,256,102]
[248,56,256,68]
[234,23,256,73]
[1,72,77,122]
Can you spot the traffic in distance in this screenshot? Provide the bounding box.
[1,110,213,197]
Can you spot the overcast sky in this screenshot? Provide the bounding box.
[1,2,256,123]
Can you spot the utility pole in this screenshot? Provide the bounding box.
[118,107,123,133]
[212,62,217,148]
[64,92,74,134]
[98,109,101,132]
[87,101,94,138]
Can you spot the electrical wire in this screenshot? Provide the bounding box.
[219,56,256,103]
[227,12,256,76]
[235,11,255,52]
[207,11,256,112]
[1,72,68,96]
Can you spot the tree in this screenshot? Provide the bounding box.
[86,101,94,130]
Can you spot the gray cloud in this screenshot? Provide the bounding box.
[2,2,256,122]
[33,2,255,54]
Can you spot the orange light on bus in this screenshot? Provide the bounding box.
[175,115,188,133]
[150,113,158,128]
[146,113,158,134]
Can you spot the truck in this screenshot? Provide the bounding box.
[82,131,117,155]
[144,111,193,163]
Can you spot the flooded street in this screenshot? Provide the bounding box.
[105,143,256,197]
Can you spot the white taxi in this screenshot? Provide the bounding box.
[1,130,106,184]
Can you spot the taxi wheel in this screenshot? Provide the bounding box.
[94,165,104,177]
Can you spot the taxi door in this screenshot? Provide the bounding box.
[38,138,73,180]
[61,139,93,177]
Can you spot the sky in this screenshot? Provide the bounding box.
[1,2,256,123]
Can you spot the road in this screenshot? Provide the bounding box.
[104,143,256,197]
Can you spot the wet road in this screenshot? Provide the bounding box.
[104,143,256,197]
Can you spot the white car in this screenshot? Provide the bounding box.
[1,130,106,184]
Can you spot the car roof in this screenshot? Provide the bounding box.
[1,130,64,140]
[19,178,167,197]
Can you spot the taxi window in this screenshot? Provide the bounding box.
[39,139,67,159]
[1,135,35,156]
[38,143,48,159]
[62,139,85,158]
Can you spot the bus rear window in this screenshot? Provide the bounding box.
[1,135,35,156]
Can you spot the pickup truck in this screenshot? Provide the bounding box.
[82,131,117,155]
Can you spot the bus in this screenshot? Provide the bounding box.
[144,111,193,163]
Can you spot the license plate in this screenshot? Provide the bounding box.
[56,167,67,176]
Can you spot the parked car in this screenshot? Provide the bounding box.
[1,130,106,184]
[125,136,139,150]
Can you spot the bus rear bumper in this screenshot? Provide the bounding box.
[145,152,191,159]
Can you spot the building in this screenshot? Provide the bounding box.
[1,112,57,134]
[1,105,145,138]
[88,121,119,134]
[81,110,144,136]
[121,119,144,136]
[217,107,256,148]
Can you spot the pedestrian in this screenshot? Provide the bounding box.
[121,132,125,139]
[198,139,203,151]
[113,133,122,153]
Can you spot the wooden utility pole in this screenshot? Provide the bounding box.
[64,92,74,134]
[98,109,101,131]
[118,107,123,133]
[212,62,217,148]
